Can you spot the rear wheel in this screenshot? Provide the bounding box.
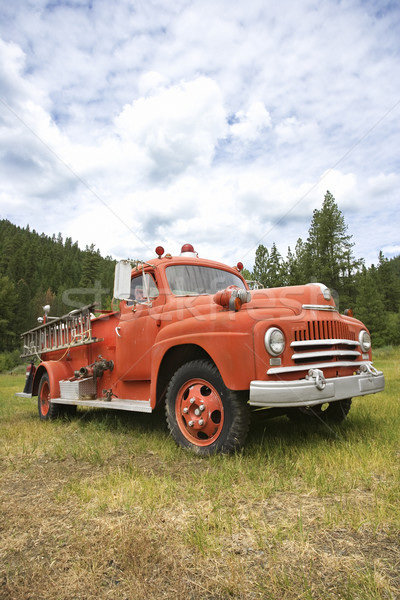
[165,360,249,455]
[38,373,60,421]
[287,398,352,425]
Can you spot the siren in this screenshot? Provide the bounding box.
[180,243,198,257]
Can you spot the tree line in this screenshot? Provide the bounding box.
[244,191,400,347]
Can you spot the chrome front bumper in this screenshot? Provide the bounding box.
[249,363,385,408]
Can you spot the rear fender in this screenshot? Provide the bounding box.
[32,361,75,398]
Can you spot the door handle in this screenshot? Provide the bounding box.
[115,327,121,338]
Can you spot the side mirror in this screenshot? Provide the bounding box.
[113,261,132,300]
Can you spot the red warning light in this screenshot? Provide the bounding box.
[181,243,195,253]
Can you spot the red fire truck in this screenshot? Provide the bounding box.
[19,244,384,455]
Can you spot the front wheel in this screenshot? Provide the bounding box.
[165,360,250,455]
[38,373,60,421]
[287,398,352,425]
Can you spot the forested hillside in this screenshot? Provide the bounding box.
[0,220,115,352]
[1,191,399,359]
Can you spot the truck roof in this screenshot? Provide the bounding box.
[131,252,243,275]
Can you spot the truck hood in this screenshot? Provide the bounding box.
[245,283,336,315]
[161,283,336,319]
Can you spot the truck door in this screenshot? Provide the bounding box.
[115,271,164,381]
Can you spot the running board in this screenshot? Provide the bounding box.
[53,397,152,413]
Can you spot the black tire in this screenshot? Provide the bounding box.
[287,398,352,425]
[38,373,60,421]
[165,360,250,455]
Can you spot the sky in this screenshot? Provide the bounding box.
[0,0,399,271]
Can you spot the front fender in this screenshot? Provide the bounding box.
[151,330,255,393]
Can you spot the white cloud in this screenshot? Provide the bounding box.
[275,117,319,146]
[382,245,400,258]
[115,76,227,178]
[367,172,400,198]
[138,71,169,96]
[313,170,358,209]
[230,102,271,141]
[0,38,28,103]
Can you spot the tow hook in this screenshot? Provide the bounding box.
[359,363,380,377]
[307,368,326,391]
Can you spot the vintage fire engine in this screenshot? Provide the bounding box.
[19,244,384,454]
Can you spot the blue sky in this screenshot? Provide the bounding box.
[0,0,399,270]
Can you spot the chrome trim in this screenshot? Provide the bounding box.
[265,327,285,356]
[249,366,385,408]
[291,350,361,361]
[53,397,152,413]
[267,360,365,375]
[359,329,371,352]
[302,304,337,311]
[291,339,359,348]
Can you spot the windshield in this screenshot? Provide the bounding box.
[166,265,246,296]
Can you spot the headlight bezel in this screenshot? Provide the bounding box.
[359,330,371,352]
[265,327,286,356]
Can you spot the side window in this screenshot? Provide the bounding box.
[129,273,159,304]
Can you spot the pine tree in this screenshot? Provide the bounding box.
[0,275,17,351]
[304,191,360,304]
[241,267,253,282]
[377,251,400,312]
[253,244,269,287]
[284,238,308,285]
[266,243,284,287]
[354,266,386,346]
[80,244,101,287]
[14,279,33,335]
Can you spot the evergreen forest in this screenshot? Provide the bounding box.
[0,190,399,367]
[0,220,115,356]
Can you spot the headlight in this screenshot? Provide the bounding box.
[265,327,285,356]
[359,330,371,352]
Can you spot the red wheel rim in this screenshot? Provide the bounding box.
[40,380,50,417]
[175,378,224,446]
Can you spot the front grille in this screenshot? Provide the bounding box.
[291,342,361,365]
[267,320,362,376]
[293,320,355,342]
[292,320,359,366]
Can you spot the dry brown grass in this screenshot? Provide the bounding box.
[1,349,399,599]
[1,458,398,600]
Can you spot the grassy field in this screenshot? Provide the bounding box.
[0,348,399,600]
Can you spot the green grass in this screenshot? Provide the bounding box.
[0,349,399,599]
